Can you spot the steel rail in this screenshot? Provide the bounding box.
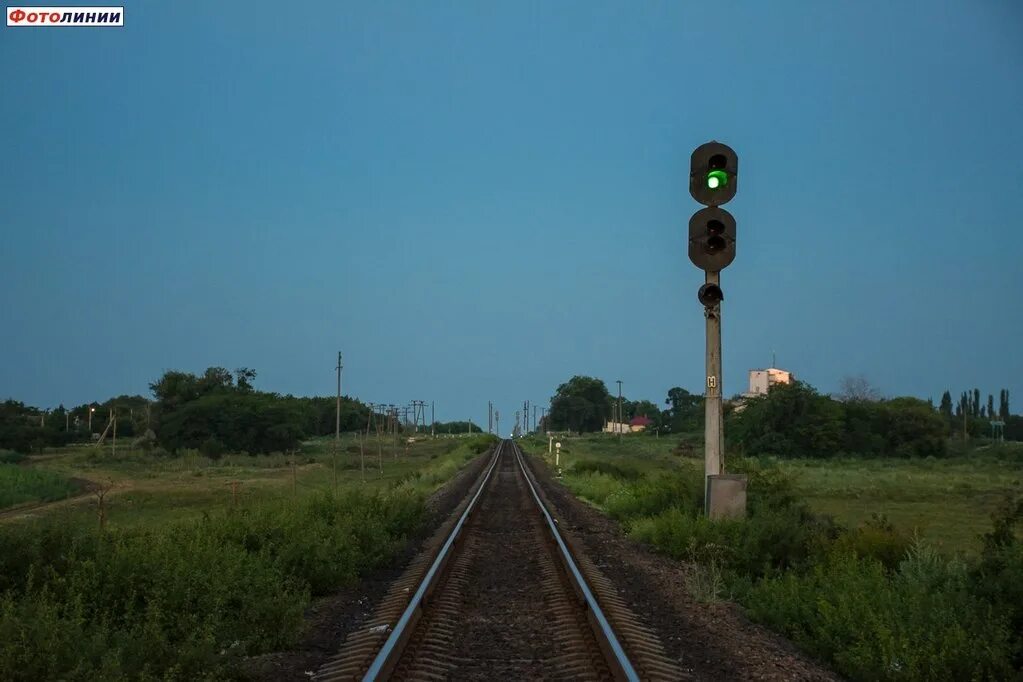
[362,441,504,681]
[511,442,641,682]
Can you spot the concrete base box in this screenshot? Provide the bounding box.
[707,474,747,520]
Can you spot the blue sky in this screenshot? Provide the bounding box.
[2,1,1021,426]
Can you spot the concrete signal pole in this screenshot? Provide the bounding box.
[334,351,343,495]
[703,275,723,482]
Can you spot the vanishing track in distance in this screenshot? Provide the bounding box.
[315,440,680,681]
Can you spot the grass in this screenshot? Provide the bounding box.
[520,433,1023,681]
[0,489,425,680]
[0,463,77,509]
[776,444,1023,553]
[2,433,491,532]
[522,433,1023,554]
[0,433,497,680]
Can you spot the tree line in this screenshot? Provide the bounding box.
[148,367,374,455]
[730,383,950,458]
[937,388,1020,439]
[0,366,456,456]
[543,374,1021,457]
[545,375,703,435]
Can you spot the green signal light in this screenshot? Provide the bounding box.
[706,170,729,190]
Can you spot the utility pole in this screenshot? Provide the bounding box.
[431,401,435,437]
[616,380,623,441]
[358,431,365,481]
[688,140,740,516]
[532,405,537,431]
[488,401,493,434]
[391,406,398,460]
[495,410,500,437]
[376,404,383,472]
[334,351,342,495]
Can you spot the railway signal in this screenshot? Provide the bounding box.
[688,142,738,276]
[689,141,737,206]
[686,140,744,518]
[688,207,736,273]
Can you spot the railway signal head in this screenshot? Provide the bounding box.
[689,141,738,207]
[688,141,738,276]
[688,206,736,272]
[698,282,724,308]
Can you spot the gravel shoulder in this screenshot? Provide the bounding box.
[524,452,841,681]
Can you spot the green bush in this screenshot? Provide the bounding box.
[743,544,1014,681]
[0,489,426,680]
[971,495,1023,669]
[604,470,703,521]
[729,382,844,458]
[729,382,947,459]
[728,457,801,513]
[564,471,628,507]
[467,434,499,454]
[570,459,642,480]
[0,526,303,680]
[832,514,912,570]
[0,450,25,464]
[629,502,836,580]
[630,508,741,564]
[199,437,225,459]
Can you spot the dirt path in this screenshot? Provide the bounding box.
[0,477,100,522]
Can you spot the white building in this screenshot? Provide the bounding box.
[731,367,795,413]
[746,367,794,397]
[603,421,632,434]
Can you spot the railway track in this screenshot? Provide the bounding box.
[314,440,681,681]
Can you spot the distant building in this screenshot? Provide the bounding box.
[629,416,653,432]
[603,421,632,434]
[745,367,794,397]
[733,366,795,413]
